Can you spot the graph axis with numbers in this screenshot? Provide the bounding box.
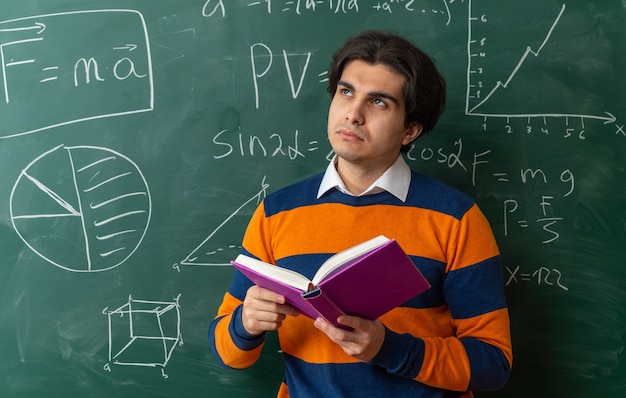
[465,0,616,125]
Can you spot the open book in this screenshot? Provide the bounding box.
[232,235,430,329]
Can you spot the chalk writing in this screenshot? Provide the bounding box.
[407,138,467,171]
[0,10,153,139]
[202,0,226,18]
[503,199,564,244]
[212,128,318,160]
[246,0,359,14]
[505,265,568,291]
[249,42,312,109]
[410,138,576,244]
[200,0,455,19]
[372,0,451,25]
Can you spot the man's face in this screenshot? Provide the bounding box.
[327,60,421,170]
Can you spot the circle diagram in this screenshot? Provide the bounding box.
[10,145,151,272]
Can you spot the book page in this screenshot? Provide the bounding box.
[234,255,312,291]
[311,235,389,286]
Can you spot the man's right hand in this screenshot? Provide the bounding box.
[242,285,300,335]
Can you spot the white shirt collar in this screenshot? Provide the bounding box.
[317,155,411,202]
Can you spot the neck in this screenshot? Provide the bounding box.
[335,157,395,195]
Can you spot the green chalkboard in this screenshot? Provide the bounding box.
[1,1,625,397]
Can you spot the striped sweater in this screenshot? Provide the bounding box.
[209,171,512,397]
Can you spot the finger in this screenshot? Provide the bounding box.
[336,315,365,331]
[254,286,300,316]
[314,317,354,342]
[246,308,287,324]
[247,290,300,318]
[313,317,332,333]
[244,317,285,333]
[242,303,288,334]
[248,286,287,304]
[248,286,301,317]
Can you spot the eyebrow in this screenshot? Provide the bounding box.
[337,80,400,106]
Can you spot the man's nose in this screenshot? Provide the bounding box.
[345,101,365,125]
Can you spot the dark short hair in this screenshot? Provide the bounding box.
[327,30,446,151]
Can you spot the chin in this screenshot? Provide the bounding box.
[333,150,362,162]
[331,141,362,158]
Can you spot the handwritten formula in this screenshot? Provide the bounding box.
[0,10,154,139]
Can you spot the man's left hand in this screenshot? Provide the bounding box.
[313,315,385,362]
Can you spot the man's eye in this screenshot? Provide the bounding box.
[341,88,351,96]
[373,98,386,106]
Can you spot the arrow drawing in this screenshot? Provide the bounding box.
[0,22,46,34]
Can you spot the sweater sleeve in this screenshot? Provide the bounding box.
[208,203,274,369]
[208,280,266,369]
[370,204,513,392]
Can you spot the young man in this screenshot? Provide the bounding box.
[209,30,512,397]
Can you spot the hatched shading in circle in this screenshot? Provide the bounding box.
[10,144,151,272]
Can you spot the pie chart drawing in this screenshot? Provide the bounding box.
[10,144,152,272]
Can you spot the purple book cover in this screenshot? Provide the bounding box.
[232,239,430,326]
[315,240,430,320]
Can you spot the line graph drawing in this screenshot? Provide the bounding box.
[179,176,269,267]
[465,0,618,125]
[468,4,566,115]
[103,294,183,378]
[10,145,151,272]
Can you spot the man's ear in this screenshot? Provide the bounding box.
[402,123,423,146]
